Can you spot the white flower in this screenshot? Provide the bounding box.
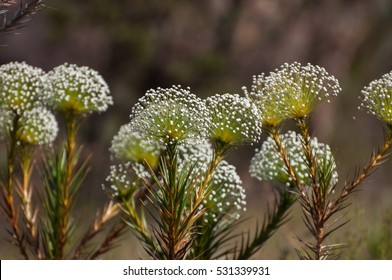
[0,61,46,115]
[110,122,161,167]
[250,130,338,187]
[19,107,58,145]
[360,71,392,125]
[206,93,262,146]
[245,62,341,125]
[104,162,143,200]
[130,85,210,146]
[177,141,213,176]
[44,63,113,114]
[203,161,247,223]
[178,142,246,224]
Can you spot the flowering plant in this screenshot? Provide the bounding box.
[1,61,392,260]
[104,85,284,260]
[244,62,392,259]
[0,62,118,260]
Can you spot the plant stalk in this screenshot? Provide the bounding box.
[296,117,326,260]
[56,112,79,259]
[2,115,29,259]
[19,150,41,258]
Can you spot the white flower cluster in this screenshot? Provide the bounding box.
[1,61,113,145]
[244,62,341,125]
[206,93,262,146]
[19,107,58,145]
[177,141,213,175]
[130,86,210,146]
[104,162,142,199]
[0,62,58,145]
[360,71,392,125]
[250,131,338,187]
[110,123,161,167]
[203,161,247,223]
[0,61,45,115]
[0,109,14,137]
[243,73,287,127]
[44,63,113,114]
[178,142,246,224]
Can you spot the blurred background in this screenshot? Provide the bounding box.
[1,0,392,259]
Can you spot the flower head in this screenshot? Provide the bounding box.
[110,122,161,168]
[202,161,246,223]
[130,86,209,146]
[45,63,113,114]
[206,93,262,146]
[104,162,142,201]
[19,107,58,145]
[245,62,341,125]
[243,73,287,127]
[0,61,45,115]
[178,141,213,175]
[178,142,246,224]
[360,71,392,125]
[250,130,338,187]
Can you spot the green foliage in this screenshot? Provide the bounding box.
[40,146,88,259]
[0,61,120,260]
[105,84,294,259]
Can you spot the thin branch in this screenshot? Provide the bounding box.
[73,202,120,259]
[1,182,29,259]
[325,129,392,222]
[89,221,127,260]
[0,0,44,33]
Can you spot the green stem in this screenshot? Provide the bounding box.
[267,126,302,190]
[65,113,77,198]
[123,199,163,259]
[166,143,178,259]
[202,140,228,189]
[325,129,392,222]
[3,115,29,259]
[296,117,325,260]
[56,112,79,259]
[7,115,18,195]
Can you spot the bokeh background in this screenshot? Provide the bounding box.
[1,0,392,259]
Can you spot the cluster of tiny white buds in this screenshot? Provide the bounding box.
[110,122,161,167]
[19,107,58,145]
[202,161,246,224]
[177,142,246,224]
[245,62,341,125]
[177,141,213,175]
[0,107,14,137]
[206,93,262,146]
[360,71,392,125]
[130,85,210,147]
[0,61,60,145]
[243,73,288,127]
[44,63,113,114]
[270,62,341,118]
[104,162,141,200]
[0,61,46,115]
[250,130,338,187]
